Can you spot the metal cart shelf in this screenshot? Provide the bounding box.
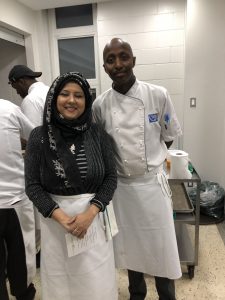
[168,169,201,279]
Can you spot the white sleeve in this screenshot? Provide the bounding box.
[21,96,43,127]
[92,96,106,127]
[13,105,34,140]
[92,97,101,123]
[159,89,182,142]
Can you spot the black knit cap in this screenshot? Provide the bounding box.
[8,65,42,84]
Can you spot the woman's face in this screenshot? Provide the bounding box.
[56,82,86,120]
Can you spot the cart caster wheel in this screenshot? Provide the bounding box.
[188,266,195,279]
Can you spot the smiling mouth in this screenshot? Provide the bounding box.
[65,107,77,112]
[115,72,126,77]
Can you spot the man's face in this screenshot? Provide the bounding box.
[10,78,28,99]
[103,41,136,87]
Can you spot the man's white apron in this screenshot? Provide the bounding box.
[112,170,182,280]
[40,193,118,300]
[15,198,36,284]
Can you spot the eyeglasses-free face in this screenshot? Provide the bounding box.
[56,82,86,120]
[103,40,136,89]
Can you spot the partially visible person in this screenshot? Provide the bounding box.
[25,72,118,300]
[93,37,182,300]
[8,64,49,262]
[8,64,49,127]
[0,99,36,300]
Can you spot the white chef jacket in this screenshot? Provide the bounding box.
[93,80,182,177]
[0,99,34,208]
[21,81,49,127]
[93,80,182,278]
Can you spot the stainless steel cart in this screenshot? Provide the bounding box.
[169,169,201,279]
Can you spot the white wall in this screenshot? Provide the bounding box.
[97,0,186,134]
[32,10,52,85]
[1,0,185,119]
[184,0,225,186]
[0,0,52,85]
[0,0,35,33]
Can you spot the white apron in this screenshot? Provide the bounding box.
[40,193,118,300]
[15,198,36,284]
[112,170,182,279]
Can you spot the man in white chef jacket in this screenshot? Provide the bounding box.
[93,38,182,300]
[0,99,36,300]
[8,65,49,128]
[8,65,49,263]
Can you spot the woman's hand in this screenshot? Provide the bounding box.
[51,208,76,232]
[71,205,100,239]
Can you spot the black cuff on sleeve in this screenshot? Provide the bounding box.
[90,199,105,212]
[47,204,60,218]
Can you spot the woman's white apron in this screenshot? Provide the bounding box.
[112,170,182,279]
[40,193,118,300]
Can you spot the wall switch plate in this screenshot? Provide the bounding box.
[190,97,196,107]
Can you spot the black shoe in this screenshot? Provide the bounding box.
[16,283,36,300]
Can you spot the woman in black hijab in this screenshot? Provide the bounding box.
[25,72,118,300]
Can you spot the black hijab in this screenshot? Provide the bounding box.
[42,72,93,193]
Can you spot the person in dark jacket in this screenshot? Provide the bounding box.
[25,72,118,300]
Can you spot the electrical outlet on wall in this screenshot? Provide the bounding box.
[190,97,196,107]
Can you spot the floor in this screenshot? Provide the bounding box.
[9,221,225,300]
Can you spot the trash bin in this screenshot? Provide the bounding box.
[188,181,225,224]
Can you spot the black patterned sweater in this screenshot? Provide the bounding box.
[25,124,117,217]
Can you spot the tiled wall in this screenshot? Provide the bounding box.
[97,0,186,133]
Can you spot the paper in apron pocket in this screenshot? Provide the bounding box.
[103,201,119,241]
[65,218,101,257]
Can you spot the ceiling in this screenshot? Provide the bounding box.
[17,0,112,11]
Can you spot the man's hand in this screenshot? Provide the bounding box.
[165,140,173,149]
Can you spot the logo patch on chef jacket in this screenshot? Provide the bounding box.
[164,113,170,123]
[148,113,158,123]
